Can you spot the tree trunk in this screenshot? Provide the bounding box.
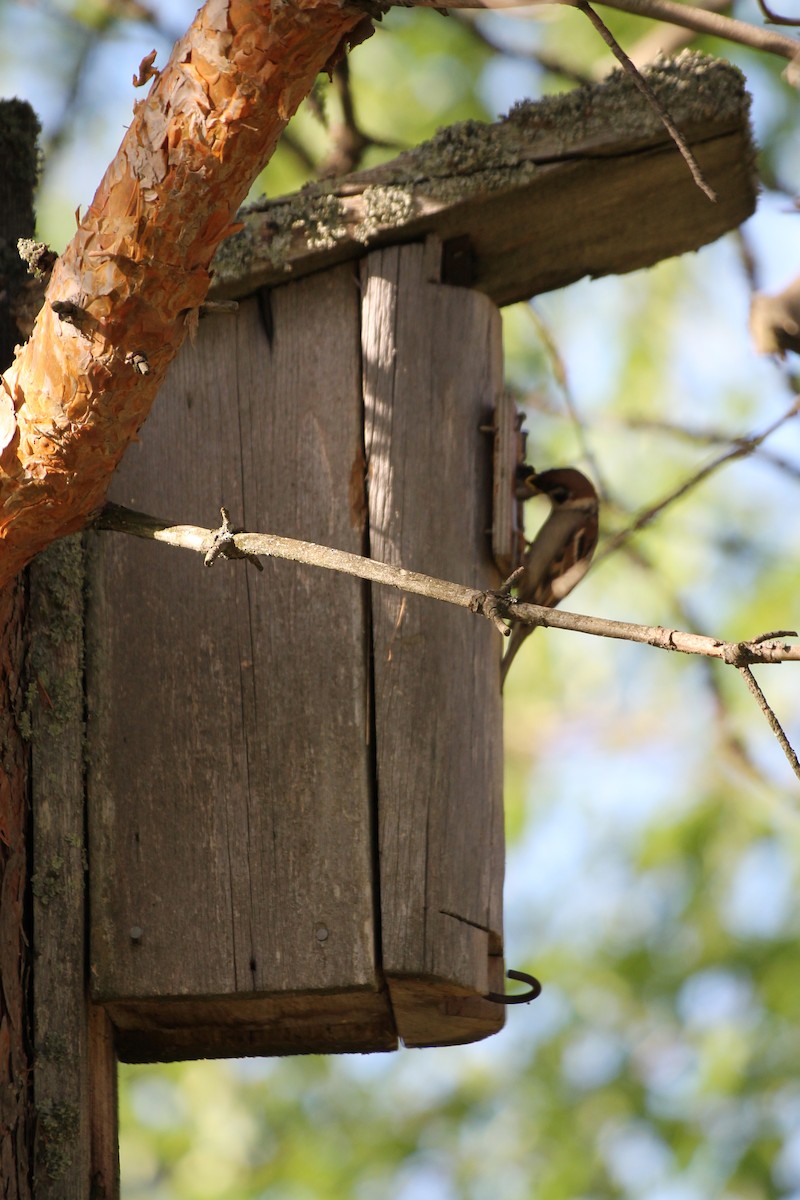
[0,0,370,586]
[0,96,40,1200]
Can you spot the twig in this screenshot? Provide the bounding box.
[318,60,403,177]
[756,0,800,27]
[621,540,789,795]
[525,303,610,500]
[94,502,482,612]
[609,0,732,72]
[95,501,800,666]
[738,665,800,781]
[416,0,800,62]
[597,395,800,562]
[94,501,800,777]
[579,0,800,61]
[575,0,717,201]
[203,507,263,571]
[616,414,800,482]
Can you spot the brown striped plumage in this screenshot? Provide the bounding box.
[501,468,599,688]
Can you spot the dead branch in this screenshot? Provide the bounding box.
[93,502,800,779]
[453,11,596,84]
[597,394,800,562]
[96,501,800,669]
[601,0,732,73]
[319,60,403,177]
[756,0,800,27]
[574,0,799,61]
[524,303,610,500]
[613,415,800,481]
[411,0,800,62]
[737,663,800,781]
[575,0,717,200]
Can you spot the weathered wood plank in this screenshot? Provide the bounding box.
[28,539,94,1197]
[362,242,506,1047]
[107,991,396,1063]
[0,576,32,1200]
[210,56,754,308]
[86,270,393,1059]
[88,1006,118,1200]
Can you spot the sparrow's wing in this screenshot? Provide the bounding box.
[500,505,598,688]
[540,516,598,604]
[519,507,597,606]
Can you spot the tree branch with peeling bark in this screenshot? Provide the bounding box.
[1,0,797,589]
[0,0,372,587]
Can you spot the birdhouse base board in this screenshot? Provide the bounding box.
[104,988,398,1063]
[386,974,506,1049]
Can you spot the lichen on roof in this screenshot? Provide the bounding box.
[503,51,748,147]
[357,51,748,181]
[210,52,752,293]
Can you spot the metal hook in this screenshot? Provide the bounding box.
[485,968,542,1005]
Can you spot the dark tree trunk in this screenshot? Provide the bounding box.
[0,97,40,1200]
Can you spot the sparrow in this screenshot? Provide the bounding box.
[501,467,599,688]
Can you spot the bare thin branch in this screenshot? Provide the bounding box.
[575,0,717,200]
[94,502,800,778]
[738,665,800,781]
[612,0,732,72]
[95,502,800,667]
[756,0,800,27]
[413,0,800,62]
[453,10,596,84]
[95,503,480,611]
[617,414,800,482]
[597,395,800,562]
[583,0,799,60]
[621,539,798,799]
[524,303,610,500]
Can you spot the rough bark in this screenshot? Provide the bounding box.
[0,0,368,586]
[0,579,32,1199]
[0,98,39,1200]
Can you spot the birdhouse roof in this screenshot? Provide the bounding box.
[209,52,755,307]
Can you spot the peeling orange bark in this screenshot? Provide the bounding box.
[0,0,367,586]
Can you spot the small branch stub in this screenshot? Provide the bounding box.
[469,567,523,637]
[204,507,264,571]
[95,502,800,668]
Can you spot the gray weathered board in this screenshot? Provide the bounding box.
[362,246,505,1043]
[209,56,756,308]
[85,244,505,1060]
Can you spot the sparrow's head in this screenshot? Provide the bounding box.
[523,467,598,508]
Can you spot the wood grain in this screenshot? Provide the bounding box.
[88,1006,118,1200]
[86,269,392,1058]
[28,539,94,1196]
[0,576,32,1199]
[362,243,506,1046]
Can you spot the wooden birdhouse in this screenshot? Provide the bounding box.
[85,240,507,1061]
[24,54,754,1196]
